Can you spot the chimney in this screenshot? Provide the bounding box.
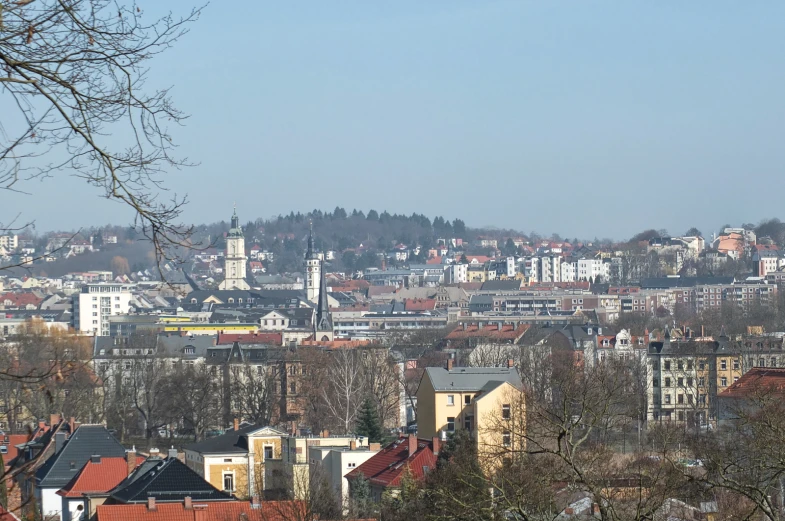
[321,429,329,438]
[194,504,208,521]
[349,440,357,451]
[184,496,193,510]
[90,455,101,464]
[369,443,381,451]
[701,325,705,338]
[233,418,239,432]
[408,434,417,457]
[49,413,60,427]
[446,358,454,371]
[125,449,136,476]
[564,507,574,515]
[506,359,514,369]
[55,431,66,453]
[593,503,600,515]
[38,420,45,430]
[68,417,75,434]
[432,436,440,456]
[147,497,156,511]
[251,496,261,509]
[168,447,178,459]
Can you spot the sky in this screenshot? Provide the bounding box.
[3,1,785,239]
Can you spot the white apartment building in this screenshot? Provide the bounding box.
[308,444,380,509]
[74,283,133,335]
[444,263,468,284]
[577,258,610,282]
[0,235,18,250]
[561,261,577,282]
[530,255,561,283]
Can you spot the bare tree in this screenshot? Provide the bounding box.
[1,0,202,260]
[322,348,363,434]
[168,363,220,442]
[359,347,401,429]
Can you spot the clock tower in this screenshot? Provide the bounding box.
[219,206,250,290]
[305,222,320,303]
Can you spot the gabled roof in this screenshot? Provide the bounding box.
[184,425,284,455]
[346,437,437,488]
[424,366,522,392]
[109,458,232,503]
[36,425,126,488]
[96,500,307,521]
[718,368,785,398]
[58,455,141,498]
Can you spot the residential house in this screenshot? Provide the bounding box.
[184,423,287,499]
[345,435,438,502]
[417,365,525,469]
[308,443,381,509]
[716,367,785,425]
[31,424,127,520]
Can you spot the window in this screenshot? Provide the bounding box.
[664,377,671,387]
[502,431,511,447]
[664,394,671,404]
[698,361,705,370]
[720,377,727,387]
[347,462,356,468]
[502,404,511,419]
[677,361,683,371]
[687,394,693,405]
[446,417,455,432]
[678,394,684,405]
[464,395,471,405]
[653,378,659,387]
[464,416,472,431]
[687,377,693,386]
[678,411,685,422]
[732,360,739,370]
[264,446,274,459]
[289,382,296,394]
[698,377,705,386]
[664,361,671,370]
[699,394,707,405]
[446,395,455,406]
[184,347,195,355]
[687,361,693,370]
[759,358,765,367]
[223,458,232,463]
[223,473,235,492]
[678,377,684,387]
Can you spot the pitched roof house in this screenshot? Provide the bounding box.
[96,498,306,521]
[345,435,438,501]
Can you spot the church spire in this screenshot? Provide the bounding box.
[315,259,331,333]
[230,204,239,230]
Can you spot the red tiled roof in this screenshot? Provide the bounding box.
[346,437,437,488]
[216,332,282,345]
[96,500,306,521]
[404,298,436,312]
[446,323,530,341]
[425,256,443,264]
[58,456,141,497]
[719,368,785,398]
[0,292,43,308]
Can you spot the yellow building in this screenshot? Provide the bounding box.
[184,423,286,498]
[417,364,525,469]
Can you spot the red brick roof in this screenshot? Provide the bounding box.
[96,500,306,521]
[58,456,141,498]
[216,332,282,345]
[346,436,437,488]
[425,256,443,264]
[404,298,436,312]
[719,368,785,398]
[0,292,43,308]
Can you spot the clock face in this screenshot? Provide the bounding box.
[308,267,312,272]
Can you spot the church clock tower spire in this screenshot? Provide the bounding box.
[305,220,321,303]
[219,205,250,290]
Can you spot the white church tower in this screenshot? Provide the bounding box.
[219,206,250,290]
[305,222,320,303]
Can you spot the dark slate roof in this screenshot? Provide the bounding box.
[109,457,233,503]
[184,424,260,454]
[36,425,126,488]
[424,367,522,392]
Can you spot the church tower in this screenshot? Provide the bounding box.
[219,206,250,290]
[305,222,320,303]
[314,259,333,341]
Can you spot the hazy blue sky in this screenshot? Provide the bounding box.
[4,1,785,239]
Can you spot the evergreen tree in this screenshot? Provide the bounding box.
[355,397,383,443]
[349,473,377,519]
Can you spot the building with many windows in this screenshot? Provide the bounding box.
[73,283,133,335]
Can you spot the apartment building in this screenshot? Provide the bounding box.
[73,283,133,336]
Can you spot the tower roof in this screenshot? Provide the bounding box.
[306,221,317,259]
[315,259,332,332]
[228,206,243,238]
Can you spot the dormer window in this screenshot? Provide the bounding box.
[602,339,610,347]
[184,347,195,355]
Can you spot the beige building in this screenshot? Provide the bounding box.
[184,423,286,498]
[417,364,525,469]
